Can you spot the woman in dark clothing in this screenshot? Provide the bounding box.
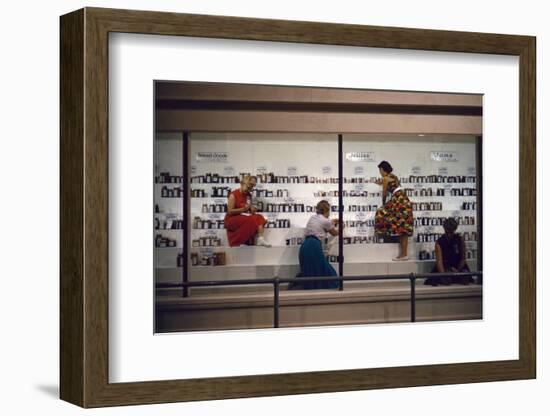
[425,217,473,286]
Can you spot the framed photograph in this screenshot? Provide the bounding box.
[60,7,536,407]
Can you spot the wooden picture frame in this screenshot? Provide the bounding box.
[60,7,536,408]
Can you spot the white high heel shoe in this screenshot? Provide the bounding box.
[392,256,409,261]
[256,236,271,247]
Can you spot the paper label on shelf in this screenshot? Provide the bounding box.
[356,227,368,236]
[354,183,365,192]
[353,166,364,175]
[356,211,367,219]
[266,213,278,219]
[451,211,461,217]
[438,167,449,175]
[322,166,332,175]
[195,152,229,163]
[204,230,218,236]
[208,214,222,219]
[191,165,197,175]
[467,166,476,174]
[223,166,235,175]
[213,199,226,204]
[444,184,453,189]
[287,166,298,176]
[414,183,424,188]
[284,197,295,203]
[424,226,435,232]
[345,151,375,162]
[411,166,422,174]
[430,151,458,162]
[256,166,268,173]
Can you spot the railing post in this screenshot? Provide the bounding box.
[273,277,280,328]
[409,273,416,323]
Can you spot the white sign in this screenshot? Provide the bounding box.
[411,166,422,174]
[354,166,364,175]
[467,166,476,175]
[256,166,268,173]
[356,227,368,236]
[438,167,449,175]
[287,166,298,176]
[345,151,376,162]
[190,165,197,175]
[196,152,229,163]
[322,166,332,175]
[431,151,458,162]
[223,166,235,175]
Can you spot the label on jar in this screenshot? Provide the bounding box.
[353,166,364,175]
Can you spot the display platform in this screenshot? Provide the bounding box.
[156,279,482,332]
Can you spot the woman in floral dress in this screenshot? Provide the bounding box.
[374,161,413,260]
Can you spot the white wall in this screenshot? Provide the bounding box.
[0,1,546,415]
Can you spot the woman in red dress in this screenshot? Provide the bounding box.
[224,175,271,247]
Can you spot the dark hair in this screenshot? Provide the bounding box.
[443,217,458,233]
[377,161,393,173]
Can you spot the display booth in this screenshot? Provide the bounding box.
[153,82,482,332]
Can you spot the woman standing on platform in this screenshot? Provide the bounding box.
[224,175,271,247]
[374,160,413,261]
[292,200,341,290]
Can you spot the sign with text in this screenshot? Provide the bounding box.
[322,166,332,175]
[353,166,365,175]
[430,151,458,162]
[356,227,369,236]
[438,166,449,175]
[345,151,376,162]
[287,166,298,176]
[467,166,476,175]
[191,165,197,175]
[223,166,235,175]
[195,152,229,163]
[411,166,422,174]
[256,166,268,173]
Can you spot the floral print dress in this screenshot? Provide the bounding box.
[375,173,414,236]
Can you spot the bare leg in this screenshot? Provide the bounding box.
[257,224,265,236]
[399,235,408,258]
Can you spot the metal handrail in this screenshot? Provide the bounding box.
[156,271,482,327]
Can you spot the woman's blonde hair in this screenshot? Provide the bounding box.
[316,200,331,215]
[240,175,257,185]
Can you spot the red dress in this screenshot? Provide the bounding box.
[224,189,267,247]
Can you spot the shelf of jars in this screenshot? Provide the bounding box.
[154,170,478,271]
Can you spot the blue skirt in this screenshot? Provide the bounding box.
[295,236,338,289]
